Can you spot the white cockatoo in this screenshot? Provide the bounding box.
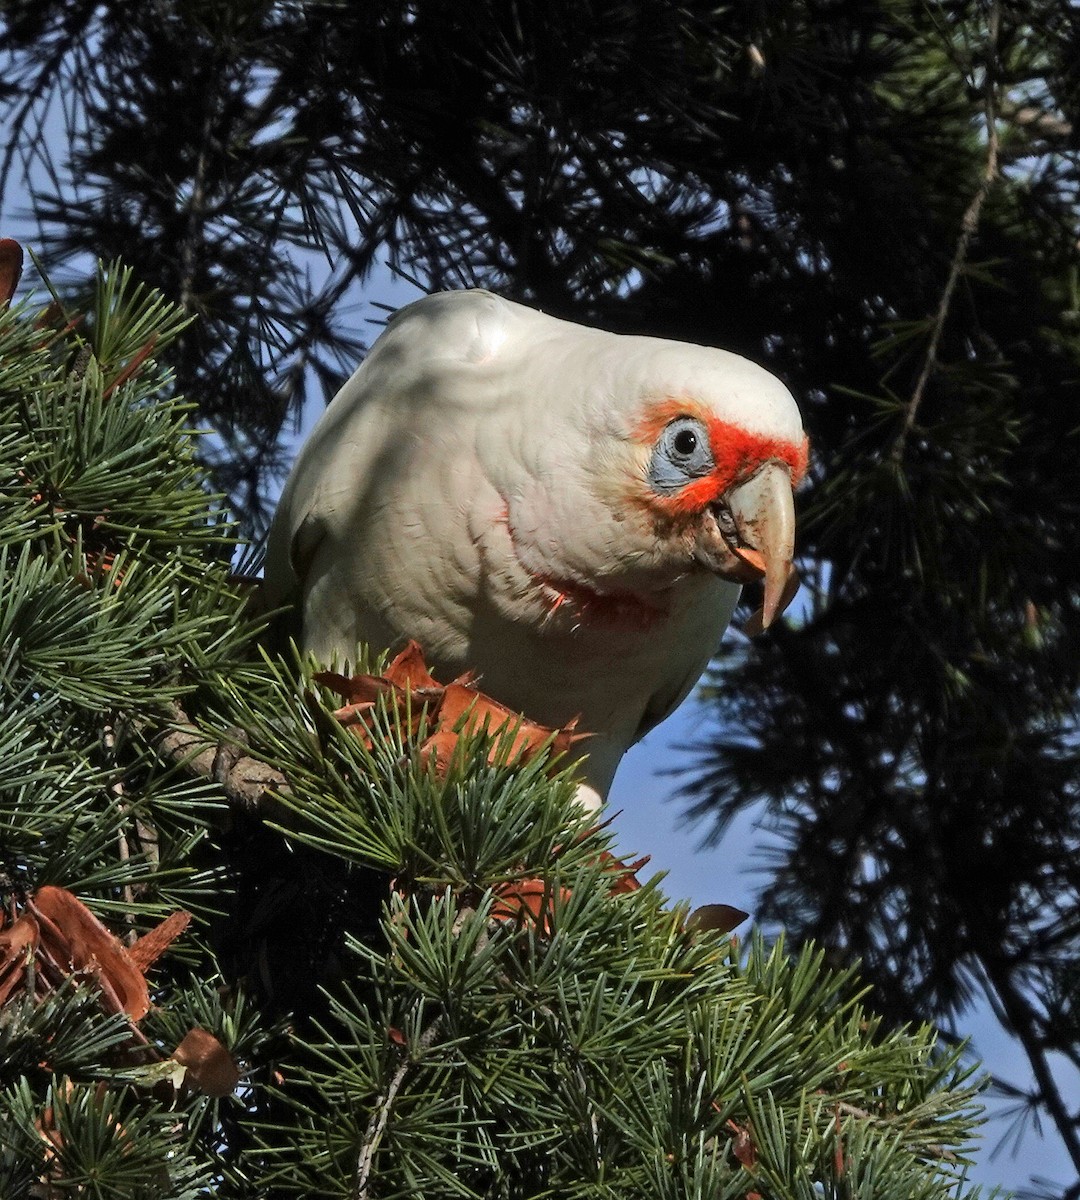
[264,290,807,809]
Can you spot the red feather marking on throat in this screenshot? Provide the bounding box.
[534,574,669,632]
[497,503,669,633]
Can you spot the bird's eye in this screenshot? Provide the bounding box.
[647,416,714,494]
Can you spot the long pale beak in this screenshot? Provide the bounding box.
[724,461,796,630]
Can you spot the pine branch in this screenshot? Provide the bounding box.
[983,955,1080,1177]
[353,1015,444,1200]
[892,2,1003,460]
[151,704,290,819]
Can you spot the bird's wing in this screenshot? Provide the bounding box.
[632,582,740,743]
[260,447,326,614]
[261,288,520,615]
[634,655,709,743]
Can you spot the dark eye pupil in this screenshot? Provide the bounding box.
[672,428,698,456]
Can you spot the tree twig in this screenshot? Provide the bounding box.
[833,1101,955,1162]
[152,704,290,818]
[892,6,1002,461]
[103,718,138,924]
[354,1016,444,1199]
[981,957,1080,1176]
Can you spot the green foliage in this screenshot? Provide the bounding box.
[193,641,990,1196]
[0,263,260,1195]
[211,648,592,880]
[0,1077,210,1199]
[264,889,984,1197]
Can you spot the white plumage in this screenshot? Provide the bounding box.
[264,290,807,808]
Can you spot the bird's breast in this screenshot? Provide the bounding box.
[476,480,682,640]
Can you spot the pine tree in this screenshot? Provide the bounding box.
[5,0,1080,1188]
[0,253,995,1195]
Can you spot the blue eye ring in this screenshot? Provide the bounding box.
[647,416,714,494]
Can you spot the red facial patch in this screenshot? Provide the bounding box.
[633,398,808,519]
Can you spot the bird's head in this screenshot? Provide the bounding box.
[471,302,808,634]
[626,392,808,628]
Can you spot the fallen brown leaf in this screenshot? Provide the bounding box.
[727,1118,758,1168]
[0,237,23,306]
[687,904,749,936]
[128,909,193,973]
[490,877,574,935]
[29,887,151,1020]
[171,1027,240,1097]
[318,641,588,779]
